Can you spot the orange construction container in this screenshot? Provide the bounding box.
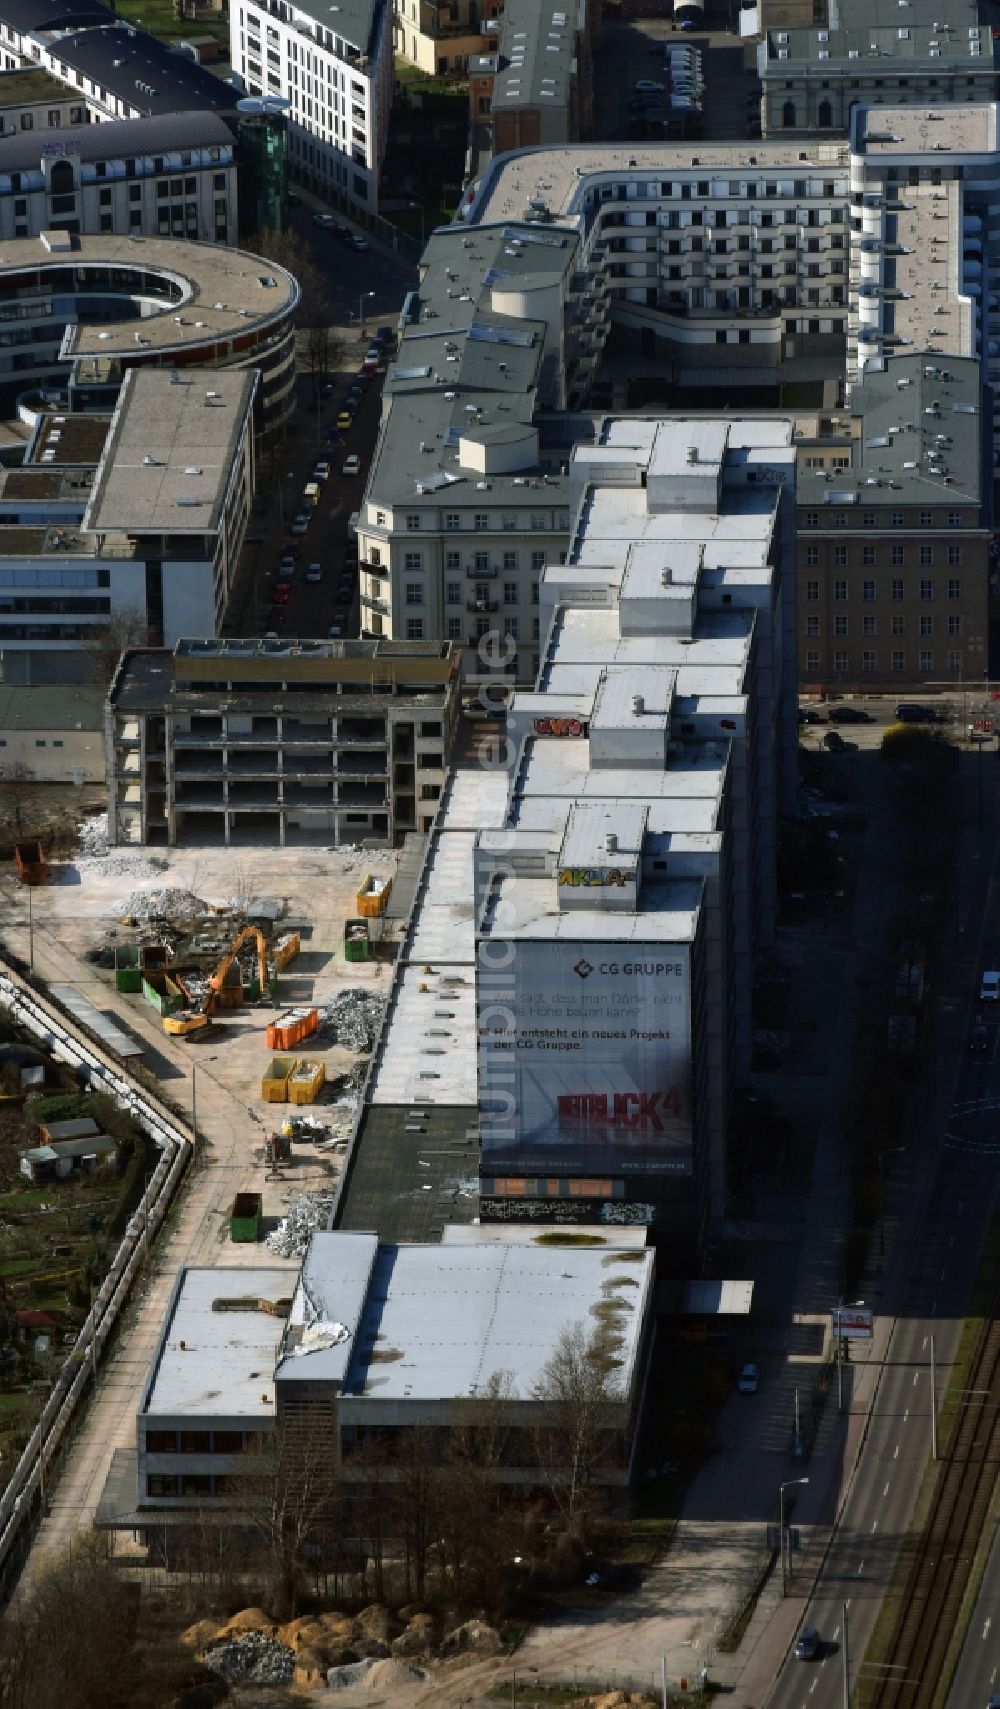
[265,1007,318,1051]
[356,873,392,918]
[271,931,301,971]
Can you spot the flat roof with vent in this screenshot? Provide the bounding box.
[84,367,257,536]
[143,1267,294,1419]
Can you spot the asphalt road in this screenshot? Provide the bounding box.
[288,201,418,331]
[948,1523,1000,1709]
[766,782,1000,1709]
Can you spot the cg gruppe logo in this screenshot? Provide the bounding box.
[573,958,594,981]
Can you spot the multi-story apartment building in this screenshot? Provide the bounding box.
[796,354,989,691]
[0,2,235,120]
[230,0,392,214]
[105,636,460,847]
[0,65,88,132]
[757,0,995,139]
[395,0,497,78]
[0,111,237,243]
[473,414,796,1250]
[355,106,996,693]
[468,0,599,157]
[0,367,257,663]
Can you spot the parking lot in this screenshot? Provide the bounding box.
[593,15,758,144]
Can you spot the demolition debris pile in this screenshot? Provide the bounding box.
[323,988,387,1055]
[119,887,206,923]
[265,1190,338,1259]
[202,1632,294,1687]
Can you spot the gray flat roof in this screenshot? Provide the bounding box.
[85,367,256,536]
[49,985,143,1057]
[0,231,300,360]
[336,1104,480,1243]
[342,1241,654,1402]
[144,1268,293,1418]
[0,681,103,730]
[278,0,377,52]
[764,0,984,69]
[493,0,577,113]
[797,354,985,509]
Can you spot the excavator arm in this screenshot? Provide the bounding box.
[208,925,270,998]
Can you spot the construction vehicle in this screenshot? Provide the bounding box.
[209,924,272,1007]
[162,925,272,1037]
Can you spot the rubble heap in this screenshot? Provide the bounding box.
[265,1190,338,1259]
[324,988,387,1055]
[202,1632,294,1686]
[119,887,205,923]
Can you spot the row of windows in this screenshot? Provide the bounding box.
[805,616,962,637]
[803,509,967,529]
[805,650,961,674]
[400,511,563,532]
[805,546,964,568]
[805,577,962,601]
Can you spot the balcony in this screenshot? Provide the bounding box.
[467,598,498,613]
[465,565,497,579]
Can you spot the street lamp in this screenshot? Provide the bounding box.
[877,1145,907,1258]
[358,289,375,338]
[779,1476,809,1597]
[409,199,426,252]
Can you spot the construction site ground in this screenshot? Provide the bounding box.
[0,834,399,1573]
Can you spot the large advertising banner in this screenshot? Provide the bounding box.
[479,939,692,1177]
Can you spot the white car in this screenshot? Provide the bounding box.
[342,454,361,476]
[737,1363,759,1394]
[980,971,1000,1002]
[305,563,322,583]
[313,212,336,228]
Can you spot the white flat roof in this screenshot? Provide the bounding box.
[489,871,702,942]
[368,762,508,1109]
[275,1231,378,1386]
[145,1268,291,1419]
[518,734,728,806]
[344,1242,655,1402]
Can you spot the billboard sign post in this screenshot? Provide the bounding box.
[831,1305,873,1340]
[479,938,692,1177]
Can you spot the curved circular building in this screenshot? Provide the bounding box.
[0,229,299,434]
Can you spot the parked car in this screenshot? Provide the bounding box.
[824,730,849,753]
[336,411,353,432]
[969,1022,990,1054]
[272,582,291,603]
[980,970,1000,1002]
[634,79,665,92]
[313,460,330,482]
[798,707,826,725]
[894,702,936,723]
[305,563,322,583]
[287,191,302,207]
[827,705,874,724]
[737,1362,759,1394]
[350,234,369,252]
[375,324,394,346]
[342,453,361,476]
[313,212,336,228]
[794,1628,821,1661]
[290,512,310,535]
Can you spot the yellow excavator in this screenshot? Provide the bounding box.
[163,926,271,1038]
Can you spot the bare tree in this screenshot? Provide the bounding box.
[85,608,151,690]
[530,1320,621,1525]
[242,1399,341,1615]
[0,762,32,838]
[305,322,345,401]
[243,227,329,328]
